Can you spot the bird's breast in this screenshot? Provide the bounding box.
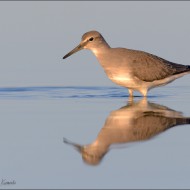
[106,72,139,88]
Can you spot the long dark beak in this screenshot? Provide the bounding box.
[63,138,83,153]
[63,42,84,59]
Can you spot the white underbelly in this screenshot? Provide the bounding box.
[108,75,142,89]
[108,72,190,90]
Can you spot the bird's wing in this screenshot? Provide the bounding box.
[133,112,190,140]
[130,50,190,82]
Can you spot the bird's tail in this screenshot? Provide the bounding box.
[176,117,190,126]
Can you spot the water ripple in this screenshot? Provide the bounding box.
[0,86,129,100]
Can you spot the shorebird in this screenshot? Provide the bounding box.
[64,98,190,165]
[63,31,190,96]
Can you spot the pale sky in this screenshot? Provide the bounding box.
[0,1,190,87]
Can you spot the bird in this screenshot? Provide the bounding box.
[64,98,190,165]
[63,31,190,96]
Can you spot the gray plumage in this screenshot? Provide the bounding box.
[124,49,190,82]
[63,31,190,96]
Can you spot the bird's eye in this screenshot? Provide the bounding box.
[89,37,94,42]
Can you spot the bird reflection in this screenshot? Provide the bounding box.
[64,98,190,166]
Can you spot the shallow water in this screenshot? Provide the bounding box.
[0,85,190,188]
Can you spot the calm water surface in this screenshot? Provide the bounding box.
[0,85,190,189]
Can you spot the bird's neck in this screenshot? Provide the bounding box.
[91,42,110,57]
[90,43,111,67]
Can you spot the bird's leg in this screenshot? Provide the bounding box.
[128,96,134,105]
[128,89,134,104]
[128,89,133,97]
[140,89,148,97]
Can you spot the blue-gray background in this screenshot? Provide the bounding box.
[1,2,190,189]
[0,1,190,87]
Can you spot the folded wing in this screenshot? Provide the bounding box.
[131,51,190,82]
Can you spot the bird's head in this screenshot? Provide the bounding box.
[63,31,108,59]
